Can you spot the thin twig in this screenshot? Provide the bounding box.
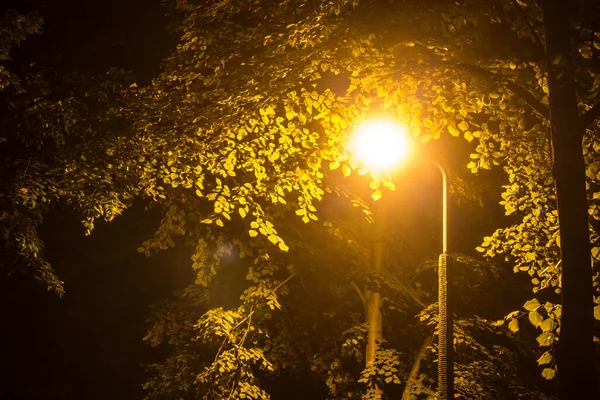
[238,307,254,347]
[350,281,366,305]
[214,310,255,362]
[273,271,298,292]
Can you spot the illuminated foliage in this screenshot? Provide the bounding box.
[2,0,600,396]
[125,0,600,388]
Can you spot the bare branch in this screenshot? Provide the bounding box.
[351,281,366,305]
[273,271,298,292]
[401,334,434,400]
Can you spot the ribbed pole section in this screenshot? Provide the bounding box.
[366,240,384,366]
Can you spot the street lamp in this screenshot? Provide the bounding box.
[350,118,453,400]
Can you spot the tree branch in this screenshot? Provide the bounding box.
[451,62,550,120]
[351,281,366,305]
[401,334,433,400]
[273,271,298,292]
[416,44,551,120]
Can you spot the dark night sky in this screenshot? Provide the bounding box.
[4,0,176,80]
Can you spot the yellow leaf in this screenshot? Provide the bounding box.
[342,164,351,177]
[458,120,469,131]
[215,219,224,227]
[383,181,396,191]
[239,208,247,218]
[268,234,278,244]
[278,241,289,252]
[372,189,382,201]
[448,125,460,137]
[249,229,258,237]
[329,161,340,170]
[201,219,213,224]
[541,368,556,380]
[537,351,552,366]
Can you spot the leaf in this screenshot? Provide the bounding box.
[540,318,555,332]
[508,318,519,333]
[458,120,469,131]
[541,367,556,380]
[278,241,289,252]
[523,298,541,311]
[372,189,382,201]
[595,305,600,321]
[201,218,213,224]
[268,234,278,244]
[448,125,460,137]
[536,332,554,347]
[137,246,145,253]
[537,351,553,366]
[238,208,247,218]
[342,164,351,177]
[528,310,543,328]
[248,229,258,237]
[383,181,396,191]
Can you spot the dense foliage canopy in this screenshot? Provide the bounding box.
[2,0,600,398]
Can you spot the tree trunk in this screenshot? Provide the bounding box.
[542,1,596,398]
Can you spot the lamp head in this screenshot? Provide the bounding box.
[350,119,412,172]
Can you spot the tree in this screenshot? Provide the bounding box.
[142,178,556,399]
[125,1,599,396]
[3,0,600,397]
[0,8,153,295]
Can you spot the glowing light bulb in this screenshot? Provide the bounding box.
[351,119,412,171]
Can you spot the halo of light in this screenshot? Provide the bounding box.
[350,119,412,171]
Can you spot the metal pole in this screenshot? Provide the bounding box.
[432,161,453,400]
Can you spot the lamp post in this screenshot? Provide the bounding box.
[432,160,453,400]
[351,118,453,400]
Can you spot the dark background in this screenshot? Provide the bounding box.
[0,2,186,399]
